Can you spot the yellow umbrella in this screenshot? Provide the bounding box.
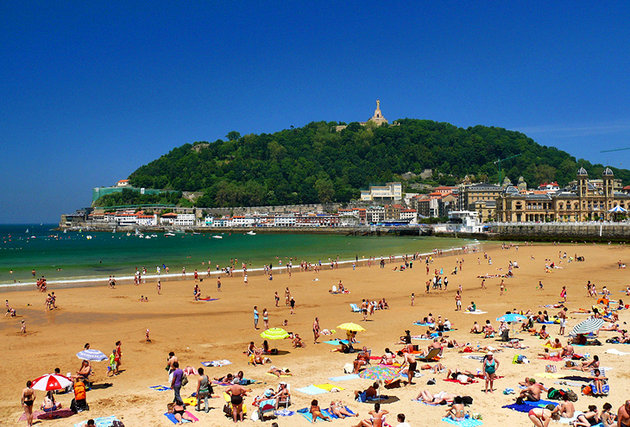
[260,328,290,340]
[336,322,366,332]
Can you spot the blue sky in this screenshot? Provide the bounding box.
[1,2,630,223]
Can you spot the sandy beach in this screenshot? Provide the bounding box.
[3,242,630,426]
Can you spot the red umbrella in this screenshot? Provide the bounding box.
[31,373,72,391]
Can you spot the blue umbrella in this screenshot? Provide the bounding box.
[496,313,527,323]
[76,349,108,362]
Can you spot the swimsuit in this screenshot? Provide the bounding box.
[231,394,243,405]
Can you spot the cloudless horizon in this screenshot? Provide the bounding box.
[2,2,630,223]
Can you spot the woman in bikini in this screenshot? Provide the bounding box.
[309,399,331,422]
[354,402,389,427]
[328,400,358,418]
[528,404,558,426]
[41,390,62,412]
[573,405,600,427]
[21,381,35,427]
[172,399,197,423]
[445,396,466,422]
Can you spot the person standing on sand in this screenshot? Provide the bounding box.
[560,286,567,303]
[558,307,568,336]
[217,277,221,292]
[226,383,250,423]
[290,297,296,315]
[115,341,122,373]
[411,293,415,306]
[263,308,269,329]
[483,352,499,393]
[21,380,35,427]
[157,279,161,295]
[253,306,259,329]
[397,350,417,385]
[481,279,486,289]
[274,292,279,307]
[21,319,26,334]
[170,361,184,403]
[313,317,320,343]
[500,281,505,296]
[455,291,462,311]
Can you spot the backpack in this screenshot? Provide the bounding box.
[547,388,558,399]
[181,374,188,387]
[566,390,578,402]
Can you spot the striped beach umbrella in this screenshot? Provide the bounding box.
[31,373,72,391]
[76,349,108,362]
[570,318,605,336]
[260,328,290,340]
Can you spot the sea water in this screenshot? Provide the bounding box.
[0,224,476,287]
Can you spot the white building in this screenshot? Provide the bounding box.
[174,213,196,227]
[400,209,417,221]
[360,182,402,202]
[231,216,257,227]
[115,212,138,226]
[136,214,157,226]
[448,211,483,233]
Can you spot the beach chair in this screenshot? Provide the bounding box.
[257,398,277,421]
[350,303,361,313]
[415,347,441,362]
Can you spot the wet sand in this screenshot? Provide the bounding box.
[2,242,630,426]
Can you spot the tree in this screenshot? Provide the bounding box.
[314,177,334,203]
[226,131,241,141]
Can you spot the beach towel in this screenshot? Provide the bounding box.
[149,385,170,391]
[201,359,231,367]
[74,416,121,427]
[413,322,435,327]
[198,297,219,301]
[554,380,584,387]
[266,372,292,378]
[296,385,328,395]
[182,397,197,406]
[503,399,557,413]
[297,407,334,422]
[606,348,630,356]
[314,383,345,392]
[329,374,360,381]
[535,372,564,379]
[465,310,487,315]
[558,411,583,424]
[538,356,563,361]
[164,411,199,424]
[444,378,477,385]
[442,417,483,427]
[274,409,295,416]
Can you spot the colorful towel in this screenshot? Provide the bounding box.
[297,408,334,422]
[198,297,219,301]
[149,385,170,391]
[314,383,345,392]
[327,406,357,418]
[164,411,199,424]
[323,339,358,345]
[74,416,120,427]
[296,384,329,395]
[274,409,295,416]
[182,397,197,406]
[442,417,483,427]
[201,359,231,367]
[413,322,435,327]
[329,374,360,381]
[503,399,557,413]
[535,372,564,379]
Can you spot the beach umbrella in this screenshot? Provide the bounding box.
[359,366,400,382]
[496,313,527,323]
[260,328,290,340]
[337,322,366,332]
[76,349,108,362]
[570,318,605,336]
[31,373,72,391]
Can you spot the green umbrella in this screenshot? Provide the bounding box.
[260,328,289,340]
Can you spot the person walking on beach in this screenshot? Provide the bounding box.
[115,341,122,373]
[560,286,567,303]
[455,291,462,311]
[285,288,290,305]
[263,308,269,329]
[481,279,486,289]
[558,307,568,336]
[21,380,35,427]
[411,293,415,306]
[290,297,296,315]
[157,279,161,295]
[217,277,221,292]
[253,306,259,329]
[20,319,26,334]
[170,361,184,403]
[313,317,320,343]
[274,292,279,307]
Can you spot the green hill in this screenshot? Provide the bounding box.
[122,119,629,208]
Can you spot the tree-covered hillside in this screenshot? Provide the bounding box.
[128,119,630,207]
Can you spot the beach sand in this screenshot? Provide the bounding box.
[2,242,630,426]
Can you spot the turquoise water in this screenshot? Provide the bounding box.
[0,224,475,286]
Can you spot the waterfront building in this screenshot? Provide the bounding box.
[496,168,630,222]
[365,206,385,224]
[460,183,503,222]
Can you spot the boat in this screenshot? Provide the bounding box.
[211,235,223,239]
[86,235,93,240]
[164,232,175,237]
[246,231,256,236]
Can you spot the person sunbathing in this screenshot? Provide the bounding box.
[328,400,358,418]
[276,381,290,402]
[573,405,600,427]
[483,321,496,338]
[214,373,234,383]
[171,400,197,423]
[331,341,354,353]
[446,369,475,383]
[379,348,395,365]
[560,342,574,358]
[445,396,467,422]
[538,348,559,359]
[353,347,371,373]
[550,395,575,419]
[545,338,562,349]
[42,391,62,412]
[517,378,545,402]
[252,388,276,407]
[267,366,291,377]
[501,339,527,349]
[354,382,379,402]
[470,322,483,334]
[292,334,305,348]
[421,362,446,373]
[416,390,456,405]
[590,369,607,395]
[309,399,331,422]
[537,325,550,340]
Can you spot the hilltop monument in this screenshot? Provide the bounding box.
[368,99,388,125]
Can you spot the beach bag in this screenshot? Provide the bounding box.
[547,388,558,399]
[566,390,578,402]
[343,363,354,374]
[581,385,592,396]
[181,374,188,387]
[545,364,557,373]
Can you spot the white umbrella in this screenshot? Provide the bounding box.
[31,373,72,391]
[609,205,627,213]
[570,318,605,336]
[76,349,108,362]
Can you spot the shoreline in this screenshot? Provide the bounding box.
[0,242,482,292]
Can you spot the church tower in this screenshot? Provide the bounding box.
[368,99,388,126]
[577,167,588,198]
[603,167,614,198]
